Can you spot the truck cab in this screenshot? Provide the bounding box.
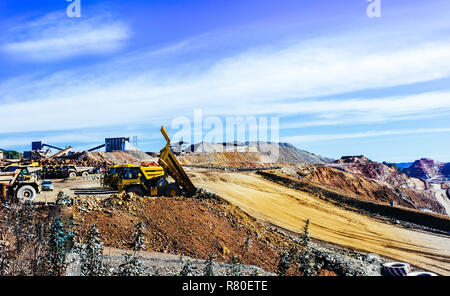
[0,169,41,203]
[116,164,174,196]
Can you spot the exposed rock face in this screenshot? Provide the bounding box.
[404,158,449,180]
[332,156,411,188]
[301,165,445,214]
[320,156,447,215]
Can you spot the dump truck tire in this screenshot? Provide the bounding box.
[17,185,36,203]
[407,271,437,276]
[126,186,144,197]
[82,172,89,177]
[69,172,77,178]
[382,262,411,276]
[165,184,181,197]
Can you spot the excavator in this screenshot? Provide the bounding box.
[103,126,197,197]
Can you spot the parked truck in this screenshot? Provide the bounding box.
[1,165,42,180]
[0,169,41,202]
[41,165,94,179]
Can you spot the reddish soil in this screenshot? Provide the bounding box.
[334,156,411,187]
[297,166,445,214]
[71,196,302,274]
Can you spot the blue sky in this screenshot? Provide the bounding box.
[1,0,450,162]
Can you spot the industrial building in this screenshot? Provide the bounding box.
[105,137,130,152]
[20,137,137,158]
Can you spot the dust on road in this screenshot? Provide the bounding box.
[190,170,450,275]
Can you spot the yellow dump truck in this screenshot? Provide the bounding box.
[0,169,41,202]
[103,126,197,197]
[1,164,42,180]
[101,164,121,189]
[41,165,93,179]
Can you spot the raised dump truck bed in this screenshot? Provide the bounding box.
[158,126,197,196]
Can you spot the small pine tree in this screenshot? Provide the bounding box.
[299,219,315,276]
[116,252,146,276]
[251,267,262,276]
[116,222,147,276]
[179,259,193,276]
[203,253,215,276]
[46,217,73,276]
[229,256,241,276]
[153,267,160,276]
[81,224,106,276]
[277,250,291,276]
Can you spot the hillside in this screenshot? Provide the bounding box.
[280,165,445,215]
[180,142,333,167]
[332,156,414,188]
[404,158,450,181]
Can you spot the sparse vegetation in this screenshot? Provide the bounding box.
[3,150,23,160]
[80,224,107,276]
[179,259,193,276]
[298,219,315,276]
[116,222,147,276]
[229,255,242,276]
[277,250,291,276]
[203,253,216,276]
[46,217,75,276]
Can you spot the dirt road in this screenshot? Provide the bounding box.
[431,184,450,216]
[190,170,450,275]
[36,177,116,203]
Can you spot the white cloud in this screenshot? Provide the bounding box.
[1,16,450,136]
[2,11,130,61]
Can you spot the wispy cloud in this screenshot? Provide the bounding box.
[1,4,450,157]
[2,11,130,61]
[282,128,450,144]
[1,35,450,134]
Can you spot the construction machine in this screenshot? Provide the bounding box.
[101,165,121,188]
[0,169,41,203]
[1,164,42,180]
[103,126,197,197]
[41,165,93,179]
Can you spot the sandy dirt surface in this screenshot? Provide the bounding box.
[190,170,450,275]
[36,177,116,203]
[410,178,426,191]
[431,184,450,216]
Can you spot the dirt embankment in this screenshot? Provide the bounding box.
[295,166,445,215]
[70,194,301,274]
